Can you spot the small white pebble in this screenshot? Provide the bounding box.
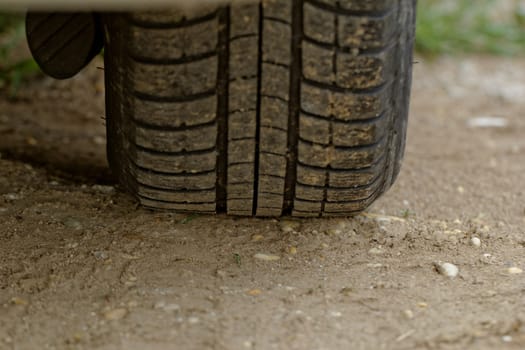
[467,116,508,128]
[329,311,342,318]
[502,335,513,342]
[507,267,523,274]
[434,261,459,278]
[103,308,127,320]
[368,247,384,255]
[279,219,301,233]
[253,253,280,261]
[470,237,481,247]
[188,316,200,324]
[403,309,414,319]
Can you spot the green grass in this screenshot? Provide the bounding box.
[416,0,525,55]
[0,14,39,97]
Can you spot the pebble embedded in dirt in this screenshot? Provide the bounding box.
[507,267,523,274]
[62,217,83,230]
[251,234,264,242]
[247,289,262,296]
[502,335,513,342]
[470,237,481,247]
[103,308,127,320]
[93,251,108,260]
[154,301,180,312]
[434,261,459,278]
[467,116,508,128]
[91,185,115,194]
[188,316,200,324]
[253,253,280,261]
[368,247,384,255]
[403,310,414,319]
[10,297,28,305]
[279,220,301,233]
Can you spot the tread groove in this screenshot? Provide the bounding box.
[129,50,217,65]
[302,77,389,95]
[283,0,302,215]
[298,133,386,150]
[300,108,386,124]
[134,144,217,157]
[132,89,216,103]
[252,3,264,216]
[216,7,230,213]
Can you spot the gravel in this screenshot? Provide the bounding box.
[253,253,280,261]
[507,267,523,274]
[470,237,481,247]
[103,308,127,320]
[434,261,459,278]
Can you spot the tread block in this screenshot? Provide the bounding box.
[329,167,382,188]
[129,19,218,60]
[135,148,216,173]
[301,83,387,121]
[257,193,283,208]
[262,20,291,65]
[138,186,216,203]
[297,164,326,187]
[229,139,256,163]
[128,9,218,26]
[230,4,259,37]
[332,116,388,147]
[229,78,258,112]
[336,52,388,89]
[262,0,292,21]
[134,95,216,128]
[228,183,255,197]
[295,183,324,201]
[299,113,330,145]
[298,138,386,169]
[228,163,254,182]
[139,196,216,212]
[337,11,395,50]
[261,63,290,101]
[260,126,287,154]
[303,2,335,44]
[338,0,390,12]
[293,199,322,212]
[228,111,257,139]
[260,153,287,177]
[135,123,216,152]
[229,37,259,80]
[326,181,381,202]
[227,199,254,212]
[130,56,217,97]
[258,175,285,193]
[302,41,334,85]
[260,97,289,131]
[133,167,216,190]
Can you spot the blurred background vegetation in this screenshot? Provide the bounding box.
[1,0,525,95]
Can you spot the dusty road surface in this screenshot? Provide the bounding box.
[1,54,525,350]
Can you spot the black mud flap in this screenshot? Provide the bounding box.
[26,12,104,79]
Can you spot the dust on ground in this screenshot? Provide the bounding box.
[1,55,525,350]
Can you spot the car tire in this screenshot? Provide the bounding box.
[102,0,416,216]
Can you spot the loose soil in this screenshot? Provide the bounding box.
[1,55,525,350]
